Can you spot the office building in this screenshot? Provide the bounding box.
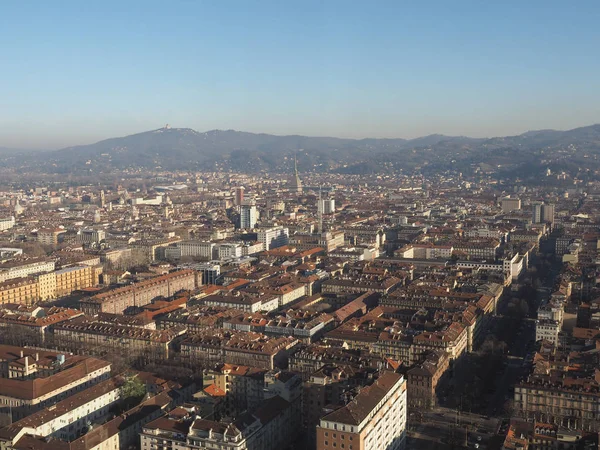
[240,203,258,229]
[501,196,521,213]
[318,199,335,215]
[235,186,245,206]
[258,226,289,250]
[542,203,555,223]
[532,202,543,223]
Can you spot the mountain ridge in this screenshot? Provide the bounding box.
[2,124,600,178]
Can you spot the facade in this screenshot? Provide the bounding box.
[406,350,449,410]
[318,199,335,215]
[54,265,101,297]
[257,226,289,251]
[178,240,215,260]
[0,217,15,232]
[542,203,555,223]
[141,395,298,450]
[240,204,258,229]
[53,321,186,359]
[77,228,106,244]
[316,371,407,450]
[535,319,561,346]
[181,331,299,370]
[501,197,521,213]
[0,345,111,424]
[0,259,55,284]
[79,269,196,315]
[0,277,39,306]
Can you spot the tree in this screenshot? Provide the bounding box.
[119,375,146,407]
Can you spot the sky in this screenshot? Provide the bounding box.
[1,0,599,149]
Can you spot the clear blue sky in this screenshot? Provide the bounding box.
[1,0,599,148]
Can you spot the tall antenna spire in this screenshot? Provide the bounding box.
[318,185,323,234]
[294,152,298,176]
[291,151,303,194]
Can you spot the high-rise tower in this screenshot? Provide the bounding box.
[290,153,303,194]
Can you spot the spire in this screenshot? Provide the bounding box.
[318,185,323,234]
[294,152,298,176]
[290,151,303,194]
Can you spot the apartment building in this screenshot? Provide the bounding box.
[411,322,468,365]
[316,371,407,450]
[36,228,67,246]
[0,345,111,423]
[0,258,55,283]
[406,350,450,409]
[0,376,122,446]
[181,331,299,370]
[0,304,83,342]
[203,293,280,313]
[54,264,102,297]
[501,197,521,213]
[0,277,39,306]
[141,395,298,450]
[535,319,561,346]
[53,320,186,359]
[395,244,453,260]
[79,269,196,315]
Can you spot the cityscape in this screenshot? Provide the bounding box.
[2,2,600,450]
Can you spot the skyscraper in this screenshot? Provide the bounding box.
[531,202,543,223]
[542,203,555,223]
[240,203,258,229]
[235,186,245,206]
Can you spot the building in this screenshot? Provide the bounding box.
[258,226,289,251]
[0,277,40,306]
[177,241,215,260]
[535,319,561,346]
[53,320,186,359]
[318,199,335,215]
[0,217,15,232]
[54,265,101,297]
[532,202,543,223]
[79,269,196,315]
[542,203,555,223]
[0,376,122,445]
[235,186,245,206]
[290,154,303,194]
[240,203,258,229]
[36,228,67,246]
[501,196,521,213]
[0,345,111,424]
[77,228,106,244]
[141,395,298,450]
[195,263,221,285]
[532,202,555,224]
[0,258,55,283]
[406,350,449,410]
[316,371,407,450]
[181,331,299,370]
[217,243,243,259]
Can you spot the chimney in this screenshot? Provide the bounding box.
[24,356,29,367]
[35,353,39,361]
[20,350,24,358]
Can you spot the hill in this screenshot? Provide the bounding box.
[2,124,600,178]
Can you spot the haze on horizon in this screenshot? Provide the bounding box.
[1,0,599,149]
